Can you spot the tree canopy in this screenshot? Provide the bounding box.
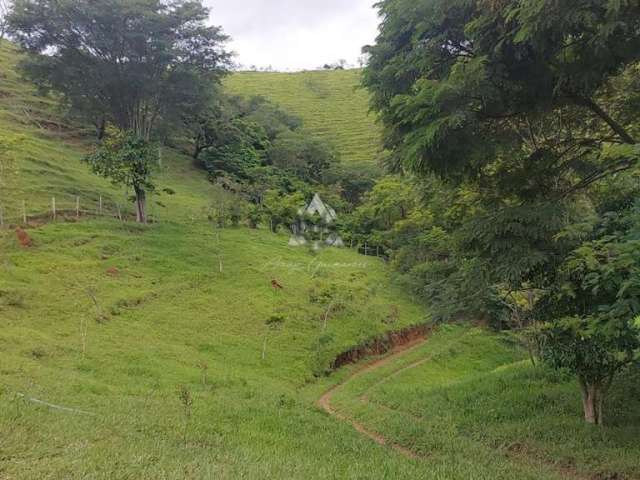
[363,0,640,187]
[8,0,231,139]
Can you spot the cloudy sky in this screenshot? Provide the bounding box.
[204,0,381,71]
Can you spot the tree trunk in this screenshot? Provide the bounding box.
[579,378,604,425]
[95,116,106,140]
[134,186,147,224]
[193,142,203,160]
[570,94,636,145]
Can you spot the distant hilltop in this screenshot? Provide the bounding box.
[225,69,383,171]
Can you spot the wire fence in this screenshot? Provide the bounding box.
[0,195,389,261]
[0,193,162,228]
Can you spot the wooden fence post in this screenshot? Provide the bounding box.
[364,242,368,256]
[99,196,103,216]
[52,197,56,221]
[117,204,122,222]
[76,196,80,219]
[0,206,4,228]
[22,201,27,224]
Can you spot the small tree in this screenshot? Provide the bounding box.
[309,283,351,331]
[84,130,157,223]
[539,235,640,425]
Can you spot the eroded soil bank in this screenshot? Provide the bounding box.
[330,323,432,371]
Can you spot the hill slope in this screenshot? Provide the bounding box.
[225,69,383,170]
[1,40,639,480]
[0,41,427,477]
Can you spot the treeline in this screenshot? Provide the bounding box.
[353,0,640,426]
[183,92,373,230]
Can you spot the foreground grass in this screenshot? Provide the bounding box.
[225,69,382,170]
[327,325,640,479]
[0,219,431,479]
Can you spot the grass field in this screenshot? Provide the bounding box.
[225,69,383,170]
[0,220,429,479]
[322,325,640,479]
[1,40,639,479]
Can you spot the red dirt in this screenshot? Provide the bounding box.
[15,227,32,247]
[330,324,432,371]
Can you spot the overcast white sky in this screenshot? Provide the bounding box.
[204,0,381,71]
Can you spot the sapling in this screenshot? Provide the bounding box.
[309,283,350,331]
[177,385,193,445]
[84,286,108,323]
[79,315,88,358]
[197,362,209,386]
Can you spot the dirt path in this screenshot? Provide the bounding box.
[317,333,591,480]
[317,336,428,460]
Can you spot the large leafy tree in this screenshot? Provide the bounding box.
[364,0,640,424]
[364,0,640,184]
[7,0,230,221]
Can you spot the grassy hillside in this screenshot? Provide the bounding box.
[0,41,426,477]
[225,70,382,170]
[0,220,429,479]
[1,40,639,480]
[0,41,223,224]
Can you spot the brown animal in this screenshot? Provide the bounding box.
[15,227,32,248]
[106,267,120,277]
[271,279,284,290]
